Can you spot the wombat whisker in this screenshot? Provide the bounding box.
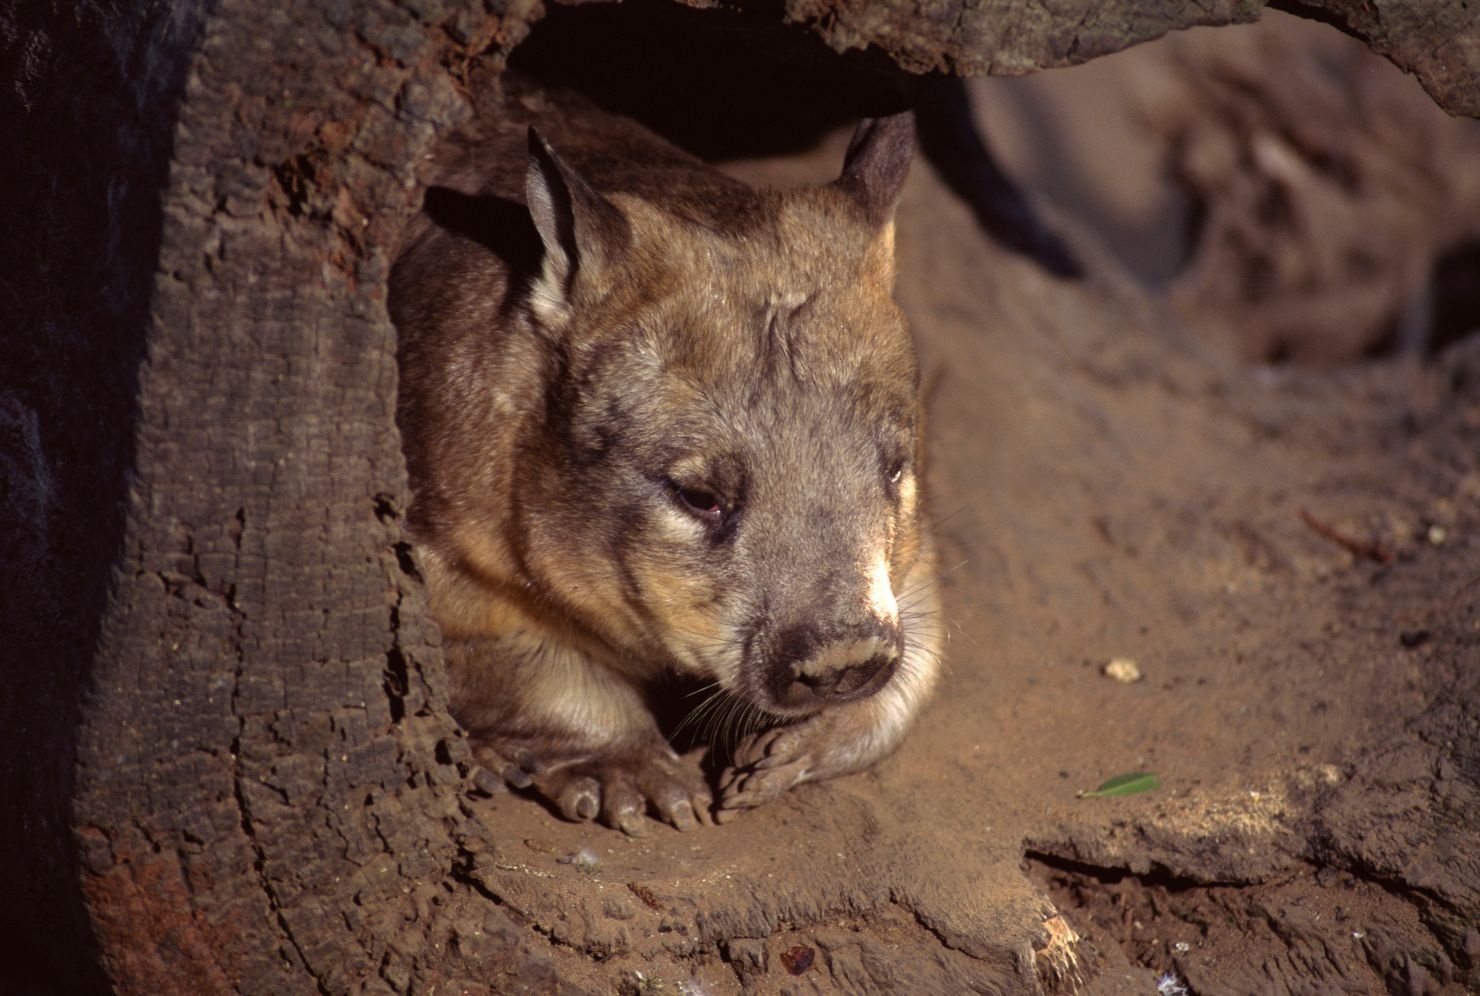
[938,558,970,579]
[701,691,739,747]
[927,498,986,530]
[712,698,733,748]
[751,704,774,738]
[676,688,721,725]
[942,618,980,650]
[683,679,723,699]
[722,695,756,752]
[898,558,967,597]
[897,583,943,608]
[908,647,946,670]
[674,687,728,740]
[713,695,747,752]
[680,681,732,725]
[898,589,945,616]
[736,698,759,739]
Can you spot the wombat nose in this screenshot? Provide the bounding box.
[766,628,901,710]
[797,653,896,699]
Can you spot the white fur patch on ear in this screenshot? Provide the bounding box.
[528,260,572,327]
[870,220,897,288]
[523,127,630,324]
[526,129,575,284]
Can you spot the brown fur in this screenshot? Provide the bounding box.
[390,74,943,834]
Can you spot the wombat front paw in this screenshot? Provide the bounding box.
[715,725,817,821]
[469,743,546,793]
[473,741,712,836]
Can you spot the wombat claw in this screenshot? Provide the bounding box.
[545,755,712,836]
[716,726,815,820]
[471,746,545,793]
[475,742,711,836]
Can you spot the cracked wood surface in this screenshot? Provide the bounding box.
[764,0,1480,118]
[1,0,1477,992]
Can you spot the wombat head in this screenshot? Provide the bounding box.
[512,114,931,719]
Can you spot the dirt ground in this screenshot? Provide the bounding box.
[458,14,1480,994]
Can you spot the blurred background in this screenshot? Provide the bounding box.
[979,8,1480,365]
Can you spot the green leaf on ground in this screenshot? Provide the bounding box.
[1080,771,1161,798]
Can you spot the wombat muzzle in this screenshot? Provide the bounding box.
[762,623,902,712]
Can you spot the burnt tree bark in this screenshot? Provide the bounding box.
[2,1,553,991]
[1,0,1476,992]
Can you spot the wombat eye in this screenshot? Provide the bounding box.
[886,457,907,486]
[671,481,724,523]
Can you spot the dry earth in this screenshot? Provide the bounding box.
[445,14,1480,994]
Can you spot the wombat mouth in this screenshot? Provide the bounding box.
[741,616,905,716]
[738,652,897,719]
[797,654,899,699]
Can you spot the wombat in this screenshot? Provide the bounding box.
[390,76,943,835]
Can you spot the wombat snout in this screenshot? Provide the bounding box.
[765,625,902,710]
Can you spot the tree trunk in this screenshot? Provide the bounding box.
[2,0,1476,992]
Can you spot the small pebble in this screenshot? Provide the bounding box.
[557,847,600,872]
[780,944,814,975]
[1156,973,1189,996]
[1104,657,1143,683]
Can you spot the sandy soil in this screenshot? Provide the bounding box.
[458,16,1480,993]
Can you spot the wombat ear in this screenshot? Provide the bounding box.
[834,111,915,230]
[525,127,629,308]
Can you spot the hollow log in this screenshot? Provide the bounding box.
[2,0,1477,991]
